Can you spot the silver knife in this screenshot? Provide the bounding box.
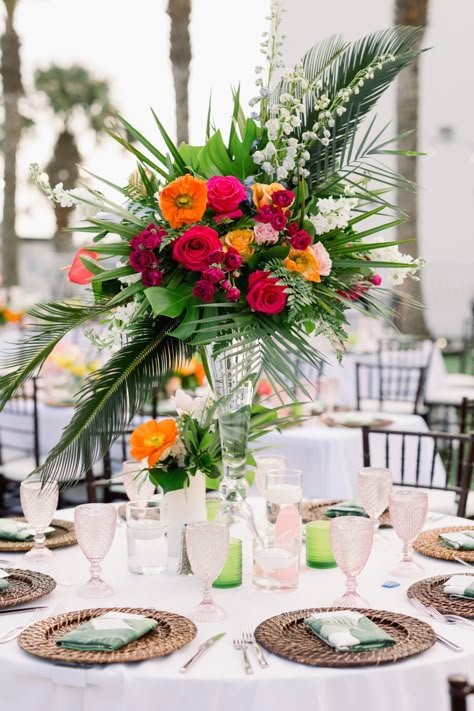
[179,633,226,673]
[435,633,463,653]
[0,606,48,615]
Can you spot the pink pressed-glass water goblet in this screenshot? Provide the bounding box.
[330,516,374,608]
[20,479,59,562]
[389,489,428,577]
[75,504,117,598]
[357,467,392,538]
[186,522,229,622]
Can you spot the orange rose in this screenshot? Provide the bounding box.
[224,229,254,260]
[250,182,285,209]
[129,419,178,467]
[158,174,207,229]
[284,247,321,283]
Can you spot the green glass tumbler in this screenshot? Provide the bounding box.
[212,537,242,588]
[206,498,221,522]
[305,521,337,569]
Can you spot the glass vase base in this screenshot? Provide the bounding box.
[390,558,424,578]
[78,578,114,599]
[25,546,54,562]
[189,600,226,623]
[216,499,262,542]
[332,591,370,609]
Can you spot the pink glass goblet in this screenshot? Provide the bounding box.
[357,467,392,538]
[75,504,117,598]
[20,479,59,562]
[330,516,374,608]
[186,522,229,622]
[389,489,428,577]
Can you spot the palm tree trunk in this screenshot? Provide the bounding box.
[47,130,80,253]
[394,0,429,336]
[167,0,191,145]
[0,3,22,287]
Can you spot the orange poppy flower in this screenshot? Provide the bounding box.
[159,174,207,228]
[129,419,178,467]
[4,308,24,323]
[284,247,321,283]
[224,229,255,260]
[250,182,285,209]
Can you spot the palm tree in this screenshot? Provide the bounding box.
[0,0,22,287]
[167,0,191,144]
[394,0,430,335]
[34,65,115,252]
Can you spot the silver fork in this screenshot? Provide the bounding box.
[0,602,65,644]
[242,622,268,668]
[424,604,474,630]
[409,598,464,652]
[233,631,254,675]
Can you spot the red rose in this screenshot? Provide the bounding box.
[272,189,295,208]
[207,176,247,215]
[246,270,287,315]
[223,247,242,271]
[290,229,312,250]
[172,226,222,271]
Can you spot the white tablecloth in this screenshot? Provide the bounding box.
[257,414,445,499]
[1,504,474,711]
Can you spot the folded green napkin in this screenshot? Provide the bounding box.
[0,519,34,541]
[439,531,474,551]
[443,575,474,599]
[324,500,368,518]
[56,612,158,652]
[305,610,395,652]
[0,575,9,591]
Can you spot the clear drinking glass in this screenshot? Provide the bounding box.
[122,460,156,501]
[254,455,287,497]
[185,521,229,622]
[389,489,428,577]
[20,479,59,562]
[330,516,374,608]
[75,503,117,598]
[253,534,300,591]
[265,468,302,532]
[357,467,392,536]
[126,500,167,574]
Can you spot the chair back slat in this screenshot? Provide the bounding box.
[355,362,427,415]
[361,426,474,517]
[448,675,474,711]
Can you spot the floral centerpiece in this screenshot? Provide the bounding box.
[165,356,206,397]
[0,3,424,505]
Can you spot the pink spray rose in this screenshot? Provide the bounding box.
[311,241,332,277]
[253,223,280,245]
[207,176,247,219]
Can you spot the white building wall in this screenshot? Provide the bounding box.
[281,0,474,338]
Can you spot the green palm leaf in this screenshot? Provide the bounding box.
[37,316,192,487]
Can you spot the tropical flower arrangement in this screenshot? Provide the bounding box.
[164,356,206,397]
[127,389,299,493]
[0,2,425,487]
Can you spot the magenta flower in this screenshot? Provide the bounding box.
[371,273,382,286]
[291,229,312,250]
[272,189,295,208]
[142,269,163,287]
[193,279,216,303]
[129,234,146,250]
[226,286,241,302]
[223,248,243,271]
[130,249,154,272]
[202,267,225,284]
[221,279,232,291]
[254,205,274,224]
[287,221,300,237]
[270,211,287,231]
[208,248,225,265]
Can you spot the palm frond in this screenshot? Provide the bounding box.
[0,301,114,407]
[37,316,192,486]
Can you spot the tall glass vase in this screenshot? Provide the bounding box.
[205,341,262,539]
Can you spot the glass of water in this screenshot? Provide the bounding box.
[126,500,167,574]
[265,468,303,533]
[253,533,300,591]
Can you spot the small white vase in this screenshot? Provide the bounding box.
[162,471,207,560]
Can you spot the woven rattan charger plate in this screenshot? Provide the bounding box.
[320,415,393,429]
[255,607,435,667]
[407,574,474,618]
[301,500,391,528]
[413,526,474,563]
[0,569,56,608]
[18,607,197,665]
[0,519,77,553]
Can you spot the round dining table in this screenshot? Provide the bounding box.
[0,502,473,711]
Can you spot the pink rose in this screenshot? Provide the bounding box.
[311,241,332,277]
[371,273,382,286]
[207,176,247,216]
[246,271,287,315]
[253,223,279,245]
